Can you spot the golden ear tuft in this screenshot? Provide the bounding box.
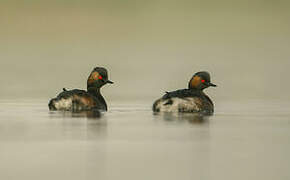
[191,76,201,87]
[88,72,100,83]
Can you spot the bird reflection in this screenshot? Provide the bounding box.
[153,112,210,124]
[49,109,102,119]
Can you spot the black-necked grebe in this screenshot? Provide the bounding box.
[48,67,113,111]
[153,71,217,115]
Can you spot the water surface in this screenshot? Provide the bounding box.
[0,100,289,180]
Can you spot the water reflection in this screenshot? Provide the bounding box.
[49,110,102,119]
[153,112,210,124]
[47,109,108,142]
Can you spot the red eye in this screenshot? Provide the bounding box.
[201,80,205,83]
[98,76,103,80]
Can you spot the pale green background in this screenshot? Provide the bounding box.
[1,0,289,101]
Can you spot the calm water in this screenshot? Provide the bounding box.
[0,99,290,180]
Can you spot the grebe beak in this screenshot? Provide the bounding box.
[208,82,217,87]
[106,80,114,84]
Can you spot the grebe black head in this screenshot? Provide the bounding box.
[87,67,114,90]
[188,71,217,90]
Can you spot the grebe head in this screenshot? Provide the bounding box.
[87,67,113,90]
[188,71,216,90]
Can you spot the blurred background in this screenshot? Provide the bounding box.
[1,2,290,180]
[1,0,290,102]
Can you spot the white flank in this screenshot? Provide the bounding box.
[54,97,73,110]
[156,97,200,112]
